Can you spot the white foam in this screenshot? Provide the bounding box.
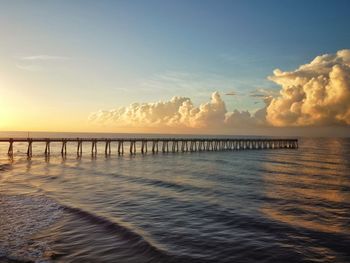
[0,194,63,262]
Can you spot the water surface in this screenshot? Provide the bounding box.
[0,134,349,262]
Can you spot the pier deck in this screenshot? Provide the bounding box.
[0,137,298,157]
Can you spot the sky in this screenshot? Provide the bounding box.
[0,0,350,135]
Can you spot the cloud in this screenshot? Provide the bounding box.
[225,91,238,96]
[15,64,46,72]
[266,49,350,126]
[16,55,71,71]
[250,88,279,99]
[89,96,191,127]
[19,55,70,61]
[89,92,264,129]
[90,49,350,130]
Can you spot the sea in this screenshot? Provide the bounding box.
[0,132,349,263]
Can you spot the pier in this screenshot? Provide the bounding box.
[0,137,298,157]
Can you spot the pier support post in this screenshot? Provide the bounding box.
[91,140,97,155]
[162,141,166,153]
[77,140,83,156]
[118,141,124,155]
[27,139,33,157]
[61,140,67,155]
[161,140,169,153]
[45,140,51,155]
[130,141,136,154]
[152,141,158,153]
[141,141,145,154]
[105,140,111,155]
[141,140,148,154]
[171,141,174,153]
[8,138,13,156]
[209,141,213,151]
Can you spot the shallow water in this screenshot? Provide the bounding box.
[0,135,349,262]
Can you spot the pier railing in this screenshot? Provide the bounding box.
[0,137,298,157]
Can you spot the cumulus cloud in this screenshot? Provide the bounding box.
[89,92,263,129]
[90,49,350,130]
[267,49,350,126]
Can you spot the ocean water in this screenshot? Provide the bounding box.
[0,133,349,263]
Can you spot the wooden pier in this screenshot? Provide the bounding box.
[0,137,298,157]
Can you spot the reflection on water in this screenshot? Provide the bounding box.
[262,139,350,236]
[0,137,350,262]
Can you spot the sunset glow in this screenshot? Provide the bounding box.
[0,1,349,135]
[1,2,350,263]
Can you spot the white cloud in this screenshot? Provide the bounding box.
[89,91,264,130]
[16,55,71,71]
[267,49,350,126]
[20,55,70,61]
[90,49,350,130]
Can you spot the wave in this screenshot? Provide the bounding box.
[62,205,163,251]
[0,163,11,171]
[0,191,211,262]
[103,171,213,195]
[201,206,350,257]
[58,203,211,262]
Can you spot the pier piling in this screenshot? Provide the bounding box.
[8,138,13,156]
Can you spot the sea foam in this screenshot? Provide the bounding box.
[0,194,63,262]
